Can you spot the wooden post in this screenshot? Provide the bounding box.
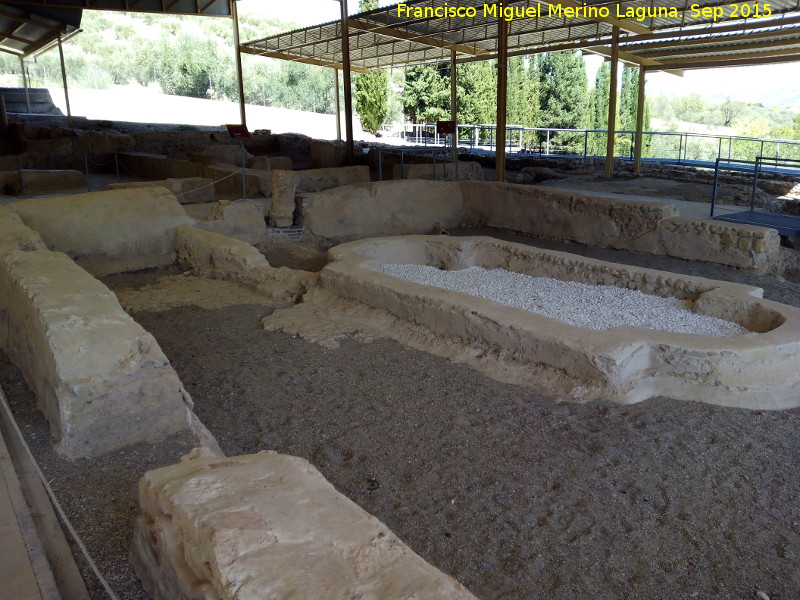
[334,68,342,140]
[604,26,620,179]
[57,34,73,128]
[19,56,31,113]
[633,66,646,175]
[231,0,247,128]
[495,15,508,182]
[450,50,458,164]
[340,0,354,165]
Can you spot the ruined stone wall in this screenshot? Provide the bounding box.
[131,450,478,600]
[108,177,214,205]
[10,187,192,276]
[0,207,196,459]
[392,161,485,182]
[175,224,314,305]
[299,180,463,241]
[461,182,780,271]
[270,165,372,227]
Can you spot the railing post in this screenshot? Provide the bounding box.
[378,150,383,181]
[710,158,721,217]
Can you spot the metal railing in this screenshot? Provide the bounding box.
[376,146,459,182]
[387,123,800,165]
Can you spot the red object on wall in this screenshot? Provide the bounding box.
[437,120,455,135]
[226,124,251,139]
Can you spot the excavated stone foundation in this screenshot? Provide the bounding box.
[267,235,800,409]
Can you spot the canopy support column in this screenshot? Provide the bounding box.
[634,66,646,175]
[231,0,247,128]
[495,15,508,182]
[57,33,72,128]
[604,26,620,179]
[19,56,30,113]
[339,0,354,165]
[334,68,342,140]
[450,50,458,164]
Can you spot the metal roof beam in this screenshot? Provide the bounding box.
[0,7,63,31]
[239,45,369,74]
[584,45,684,76]
[0,0,231,16]
[347,17,489,57]
[656,47,800,67]
[634,36,800,59]
[540,0,651,34]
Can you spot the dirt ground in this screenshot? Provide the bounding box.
[3,231,800,600]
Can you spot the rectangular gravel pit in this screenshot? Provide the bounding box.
[319,235,800,409]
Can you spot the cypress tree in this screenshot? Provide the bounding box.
[537,51,590,152]
[354,0,389,133]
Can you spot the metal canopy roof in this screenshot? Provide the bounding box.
[0,3,80,56]
[0,0,230,17]
[0,0,231,57]
[241,0,800,72]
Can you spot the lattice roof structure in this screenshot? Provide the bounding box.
[0,0,231,57]
[241,0,800,73]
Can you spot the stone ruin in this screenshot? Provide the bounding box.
[0,117,798,599]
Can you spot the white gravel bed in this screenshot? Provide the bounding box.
[372,264,749,337]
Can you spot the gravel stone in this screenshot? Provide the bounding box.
[373,263,748,337]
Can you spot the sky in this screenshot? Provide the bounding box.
[238,1,800,110]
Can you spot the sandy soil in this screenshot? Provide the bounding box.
[2,234,800,600]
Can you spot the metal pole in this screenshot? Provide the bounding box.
[84,155,91,192]
[710,158,720,217]
[19,56,31,113]
[339,0,355,165]
[604,27,620,179]
[241,140,247,200]
[634,67,646,174]
[378,149,382,181]
[334,68,342,140]
[57,34,73,128]
[751,156,761,212]
[584,130,589,163]
[231,0,247,128]
[495,15,509,182]
[450,49,458,166]
[115,153,120,182]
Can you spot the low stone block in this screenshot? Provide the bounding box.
[188,144,252,167]
[393,161,485,181]
[269,166,371,227]
[204,164,272,200]
[198,200,267,245]
[175,225,315,304]
[248,156,292,171]
[0,206,46,255]
[10,188,192,276]
[300,180,463,241]
[130,450,477,600]
[0,250,194,459]
[311,139,346,168]
[108,177,214,205]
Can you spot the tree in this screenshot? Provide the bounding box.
[589,61,610,155]
[353,0,389,133]
[537,51,590,152]
[401,63,450,123]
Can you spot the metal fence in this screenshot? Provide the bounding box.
[390,123,800,165]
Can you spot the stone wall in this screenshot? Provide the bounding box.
[131,450,478,600]
[461,182,780,271]
[270,165,371,227]
[108,177,214,205]
[0,169,86,196]
[299,180,463,241]
[392,161,485,181]
[175,224,315,305]
[10,187,192,276]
